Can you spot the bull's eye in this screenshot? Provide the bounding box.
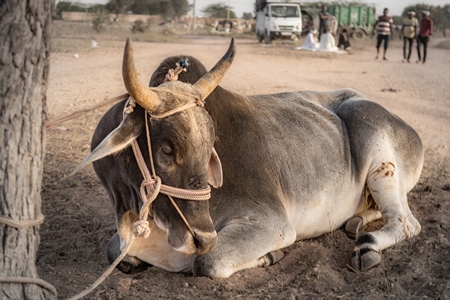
[161,143,173,156]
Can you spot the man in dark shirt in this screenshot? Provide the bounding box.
[318,4,330,41]
[416,10,433,63]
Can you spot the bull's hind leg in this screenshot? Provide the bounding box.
[351,160,421,271]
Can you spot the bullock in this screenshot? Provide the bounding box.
[75,38,423,278]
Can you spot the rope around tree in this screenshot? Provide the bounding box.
[0,214,58,297]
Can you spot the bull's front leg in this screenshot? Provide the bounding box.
[193,214,296,278]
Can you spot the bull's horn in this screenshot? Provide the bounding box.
[193,38,236,100]
[123,39,161,112]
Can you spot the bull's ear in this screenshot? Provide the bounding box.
[207,147,223,188]
[66,113,142,178]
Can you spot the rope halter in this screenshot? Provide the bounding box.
[124,61,213,238]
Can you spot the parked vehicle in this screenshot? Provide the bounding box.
[255,0,302,44]
[301,4,376,38]
[328,4,376,38]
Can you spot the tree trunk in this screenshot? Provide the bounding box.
[0,1,55,299]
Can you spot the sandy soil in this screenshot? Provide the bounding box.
[39,24,450,299]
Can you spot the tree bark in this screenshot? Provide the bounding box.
[0,1,55,299]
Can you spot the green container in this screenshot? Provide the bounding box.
[328,5,376,32]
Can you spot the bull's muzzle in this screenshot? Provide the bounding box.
[193,229,218,255]
[168,227,217,256]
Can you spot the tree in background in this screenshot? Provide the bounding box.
[129,0,160,15]
[55,1,85,18]
[56,0,190,22]
[92,9,110,32]
[159,1,175,20]
[402,4,450,36]
[105,0,133,21]
[169,0,190,20]
[202,3,237,19]
[55,1,105,19]
[242,12,253,20]
[106,0,189,20]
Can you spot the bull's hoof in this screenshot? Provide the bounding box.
[351,248,382,271]
[344,216,364,240]
[350,233,381,271]
[116,258,152,275]
[261,250,285,267]
[107,232,152,275]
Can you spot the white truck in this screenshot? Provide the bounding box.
[255,0,302,44]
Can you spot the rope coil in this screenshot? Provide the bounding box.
[133,220,151,238]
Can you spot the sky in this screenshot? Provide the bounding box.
[72,1,450,18]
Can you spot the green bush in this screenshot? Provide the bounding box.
[92,10,109,32]
[132,19,147,33]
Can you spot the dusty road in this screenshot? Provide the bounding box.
[40,34,450,299]
[47,35,450,153]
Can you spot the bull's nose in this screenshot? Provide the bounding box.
[194,230,218,255]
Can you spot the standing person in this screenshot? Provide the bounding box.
[401,11,418,63]
[318,4,330,41]
[373,8,393,60]
[416,10,433,64]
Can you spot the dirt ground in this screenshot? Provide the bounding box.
[38,22,450,299]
